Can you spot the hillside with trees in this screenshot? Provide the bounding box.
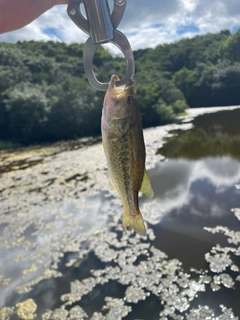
[0,29,240,145]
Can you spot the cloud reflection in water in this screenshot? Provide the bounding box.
[143,156,240,225]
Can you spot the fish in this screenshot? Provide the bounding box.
[101,75,154,235]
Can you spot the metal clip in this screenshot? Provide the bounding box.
[67,0,135,91]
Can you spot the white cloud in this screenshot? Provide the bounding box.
[0,0,240,51]
[181,0,198,12]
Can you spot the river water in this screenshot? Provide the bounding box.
[146,109,240,269]
[0,107,240,319]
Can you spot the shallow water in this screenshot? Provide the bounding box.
[0,108,240,319]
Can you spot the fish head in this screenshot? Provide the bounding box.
[102,75,138,131]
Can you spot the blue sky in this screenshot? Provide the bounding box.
[0,0,240,53]
[177,24,200,35]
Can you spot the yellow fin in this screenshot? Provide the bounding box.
[140,169,154,198]
[109,178,116,191]
[122,212,146,236]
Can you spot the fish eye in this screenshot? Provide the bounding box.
[126,96,134,104]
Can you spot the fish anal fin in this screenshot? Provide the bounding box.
[122,211,146,236]
[140,169,154,198]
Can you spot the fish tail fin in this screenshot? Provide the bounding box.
[122,210,146,236]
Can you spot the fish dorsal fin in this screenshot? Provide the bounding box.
[140,169,154,198]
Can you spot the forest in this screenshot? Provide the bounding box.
[0,29,240,145]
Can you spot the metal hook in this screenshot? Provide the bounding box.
[83,30,135,91]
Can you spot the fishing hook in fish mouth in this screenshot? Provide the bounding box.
[67,0,135,91]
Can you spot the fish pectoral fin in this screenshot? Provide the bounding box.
[140,169,154,198]
[122,211,146,236]
[109,178,116,192]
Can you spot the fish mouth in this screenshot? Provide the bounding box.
[109,75,134,96]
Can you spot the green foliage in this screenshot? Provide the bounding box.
[137,30,230,73]
[154,101,175,124]
[172,100,188,114]
[137,29,239,108]
[4,82,49,143]
[220,29,240,62]
[173,67,197,98]
[0,28,240,146]
[46,78,102,140]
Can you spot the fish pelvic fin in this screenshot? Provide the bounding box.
[140,169,154,198]
[122,210,146,236]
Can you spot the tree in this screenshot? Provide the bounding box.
[4,82,49,143]
[220,29,240,62]
[0,29,239,147]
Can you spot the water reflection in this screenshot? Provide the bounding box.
[0,194,110,309]
[1,108,240,319]
[141,156,240,269]
[145,109,240,271]
[145,157,240,222]
[159,108,240,160]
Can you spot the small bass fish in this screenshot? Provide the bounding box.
[101,75,154,235]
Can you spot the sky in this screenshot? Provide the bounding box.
[0,0,240,53]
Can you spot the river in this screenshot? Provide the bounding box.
[0,106,240,319]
